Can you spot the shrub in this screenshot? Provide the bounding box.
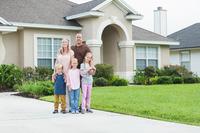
[184,77,198,84]
[111,77,128,86]
[172,77,184,84]
[35,67,53,81]
[94,77,109,87]
[158,65,179,77]
[133,70,147,85]
[17,81,53,98]
[94,64,114,80]
[0,64,23,91]
[157,76,173,84]
[149,76,159,85]
[144,66,157,84]
[158,65,193,78]
[197,77,200,83]
[22,67,53,82]
[23,67,37,81]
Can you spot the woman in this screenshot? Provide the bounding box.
[54,38,74,112]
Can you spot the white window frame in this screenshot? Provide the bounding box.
[34,34,71,68]
[134,45,161,70]
[180,50,191,70]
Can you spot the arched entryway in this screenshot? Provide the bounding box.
[101,24,127,73]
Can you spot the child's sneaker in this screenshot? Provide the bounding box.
[86,108,93,113]
[75,110,79,114]
[53,110,58,114]
[81,109,85,114]
[61,110,67,114]
[71,110,75,114]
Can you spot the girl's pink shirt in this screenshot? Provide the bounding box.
[67,68,80,90]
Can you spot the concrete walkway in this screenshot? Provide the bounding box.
[0,92,200,133]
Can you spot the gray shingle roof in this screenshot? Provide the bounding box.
[68,0,106,16]
[0,0,80,26]
[168,23,200,49]
[132,25,176,42]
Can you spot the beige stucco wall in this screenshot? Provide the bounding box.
[2,32,20,65]
[21,28,78,67]
[160,45,170,67]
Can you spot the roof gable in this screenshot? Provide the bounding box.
[168,23,200,49]
[68,0,106,16]
[66,0,142,20]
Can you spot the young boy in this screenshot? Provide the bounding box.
[52,64,67,114]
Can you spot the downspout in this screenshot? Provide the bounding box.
[0,32,6,64]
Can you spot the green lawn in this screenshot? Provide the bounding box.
[40,84,200,125]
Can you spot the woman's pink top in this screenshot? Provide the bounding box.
[55,50,74,75]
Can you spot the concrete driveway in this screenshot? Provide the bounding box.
[0,92,200,133]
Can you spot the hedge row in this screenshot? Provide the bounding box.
[134,66,200,85]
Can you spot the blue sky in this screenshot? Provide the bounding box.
[70,0,200,35]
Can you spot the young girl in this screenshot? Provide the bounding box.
[67,58,80,114]
[80,52,96,114]
[52,64,67,114]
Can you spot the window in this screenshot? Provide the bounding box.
[136,46,158,69]
[180,51,190,70]
[36,37,62,68]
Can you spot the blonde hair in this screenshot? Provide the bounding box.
[59,38,70,55]
[71,58,78,63]
[70,58,78,68]
[55,64,63,70]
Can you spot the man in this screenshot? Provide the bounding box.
[71,33,91,68]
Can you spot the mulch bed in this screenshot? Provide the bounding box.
[0,87,14,93]
[1,87,39,99]
[12,93,39,99]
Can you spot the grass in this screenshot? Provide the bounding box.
[40,84,200,126]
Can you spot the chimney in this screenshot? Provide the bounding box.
[154,7,167,36]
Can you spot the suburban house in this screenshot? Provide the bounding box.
[169,23,200,76]
[0,0,179,80]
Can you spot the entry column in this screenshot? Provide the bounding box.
[86,39,102,64]
[118,41,134,81]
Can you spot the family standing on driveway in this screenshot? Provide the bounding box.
[52,33,96,114]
